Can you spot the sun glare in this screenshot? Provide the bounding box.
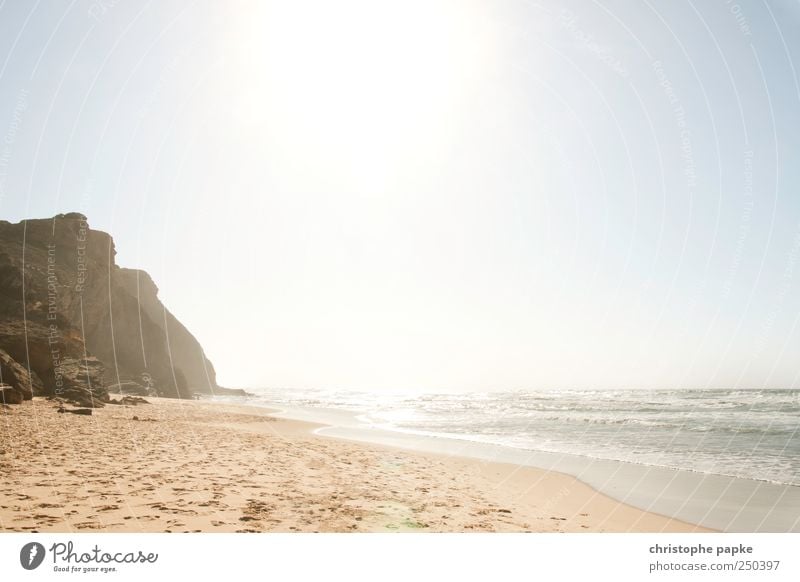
[228,0,493,188]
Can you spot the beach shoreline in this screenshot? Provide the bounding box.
[243,392,800,533]
[1,396,712,533]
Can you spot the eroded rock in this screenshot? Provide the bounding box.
[0,383,23,405]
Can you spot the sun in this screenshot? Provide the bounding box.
[225,0,494,190]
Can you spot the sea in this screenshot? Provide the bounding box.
[236,387,800,487]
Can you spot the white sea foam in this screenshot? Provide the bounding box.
[236,387,800,486]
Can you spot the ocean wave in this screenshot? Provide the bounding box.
[245,386,800,485]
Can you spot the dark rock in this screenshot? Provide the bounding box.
[108,395,150,406]
[57,407,92,415]
[211,386,249,397]
[60,388,101,408]
[0,348,43,399]
[107,381,150,396]
[0,321,87,397]
[0,383,22,404]
[57,357,107,407]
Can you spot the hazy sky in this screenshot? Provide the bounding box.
[2,0,800,391]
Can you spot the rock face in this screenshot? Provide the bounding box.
[107,381,151,396]
[0,383,23,404]
[0,347,43,400]
[0,213,228,403]
[57,356,108,407]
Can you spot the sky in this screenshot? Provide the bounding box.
[1,0,800,391]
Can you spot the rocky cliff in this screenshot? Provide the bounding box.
[0,213,234,405]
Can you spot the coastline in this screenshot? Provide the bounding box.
[0,396,711,533]
[264,403,800,533]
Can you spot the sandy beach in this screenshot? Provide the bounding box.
[0,397,709,533]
